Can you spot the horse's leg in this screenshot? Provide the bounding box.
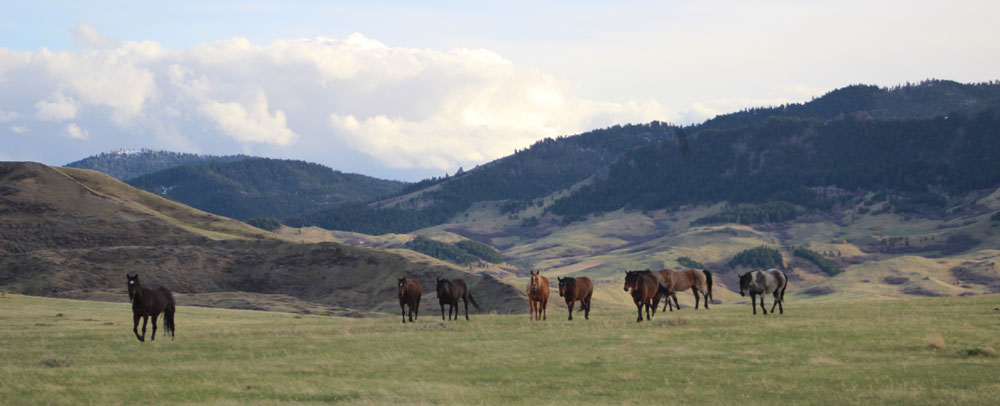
[703,286,710,309]
[759,295,768,315]
[132,313,143,342]
[751,294,757,315]
[530,299,536,321]
[150,313,158,342]
[652,294,660,316]
[414,301,420,321]
[635,300,643,322]
[441,302,446,320]
[463,297,470,321]
[584,294,592,320]
[693,288,700,309]
[644,300,651,320]
[778,294,784,314]
[567,299,574,321]
[770,293,779,314]
[140,315,149,341]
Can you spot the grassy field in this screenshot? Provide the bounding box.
[2,294,999,405]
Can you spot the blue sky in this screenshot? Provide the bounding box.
[2,1,998,180]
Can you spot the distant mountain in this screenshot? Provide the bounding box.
[127,158,408,221]
[285,122,677,234]
[65,149,249,180]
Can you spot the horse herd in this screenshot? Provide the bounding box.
[124,268,789,341]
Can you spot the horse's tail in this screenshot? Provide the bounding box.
[164,292,176,339]
[468,292,481,311]
[780,272,788,303]
[703,269,713,302]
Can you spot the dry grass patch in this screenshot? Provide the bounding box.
[927,333,947,350]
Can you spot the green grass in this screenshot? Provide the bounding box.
[3,294,999,405]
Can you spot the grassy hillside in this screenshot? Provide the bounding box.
[2,294,998,405]
[0,162,525,315]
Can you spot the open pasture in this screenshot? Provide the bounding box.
[2,293,999,405]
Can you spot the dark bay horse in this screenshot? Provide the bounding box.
[624,271,661,322]
[527,270,549,321]
[436,278,480,321]
[126,273,175,342]
[557,276,593,321]
[398,277,422,323]
[654,268,713,310]
[739,268,788,315]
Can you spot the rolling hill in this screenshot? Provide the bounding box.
[0,162,524,315]
[65,149,250,181]
[126,157,407,221]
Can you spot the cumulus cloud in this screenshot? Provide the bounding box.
[0,29,677,175]
[63,123,89,139]
[35,91,79,121]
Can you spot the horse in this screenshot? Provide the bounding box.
[557,276,593,321]
[526,270,549,321]
[624,270,662,322]
[398,277,422,323]
[436,278,480,321]
[654,268,713,310]
[738,268,788,315]
[126,273,175,342]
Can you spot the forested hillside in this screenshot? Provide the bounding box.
[127,158,406,221]
[548,105,1000,221]
[65,149,249,180]
[286,122,676,233]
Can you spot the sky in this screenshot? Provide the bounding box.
[1,1,998,181]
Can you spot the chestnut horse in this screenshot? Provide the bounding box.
[624,270,661,322]
[654,268,713,309]
[526,270,549,321]
[126,273,175,342]
[436,278,480,321]
[398,277,422,323]
[557,276,593,321]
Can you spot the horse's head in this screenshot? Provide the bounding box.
[623,271,636,292]
[738,272,752,297]
[126,272,139,302]
[398,277,407,298]
[529,271,540,293]
[557,277,570,297]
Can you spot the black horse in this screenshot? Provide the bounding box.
[127,273,176,342]
[436,278,480,320]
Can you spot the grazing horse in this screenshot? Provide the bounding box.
[126,273,175,342]
[654,268,713,310]
[557,276,594,321]
[624,270,662,322]
[436,278,480,321]
[398,277,422,323]
[739,268,788,315]
[526,270,549,321]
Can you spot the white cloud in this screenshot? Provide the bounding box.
[10,125,28,134]
[201,92,297,146]
[1,29,676,174]
[35,91,79,121]
[70,22,120,49]
[63,123,89,139]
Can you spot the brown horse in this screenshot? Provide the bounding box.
[436,278,480,321]
[624,270,661,322]
[654,268,713,309]
[557,276,593,321]
[126,273,175,342]
[398,277,422,323]
[526,270,549,321]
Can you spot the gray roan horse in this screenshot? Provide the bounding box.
[738,268,788,315]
